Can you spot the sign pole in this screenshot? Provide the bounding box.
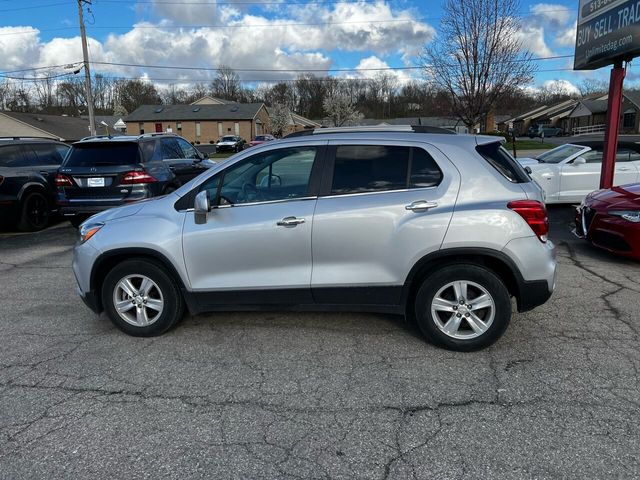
[600,59,625,189]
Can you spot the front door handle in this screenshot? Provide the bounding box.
[618,167,631,171]
[405,200,438,212]
[39,171,49,176]
[277,216,305,227]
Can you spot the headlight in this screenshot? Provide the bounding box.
[79,222,105,243]
[609,210,640,223]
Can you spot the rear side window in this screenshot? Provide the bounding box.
[31,144,69,165]
[476,142,529,183]
[64,143,141,167]
[330,145,442,195]
[0,145,28,167]
[161,138,184,159]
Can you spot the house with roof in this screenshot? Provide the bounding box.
[0,111,91,142]
[566,91,640,134]
[124,103,271,144]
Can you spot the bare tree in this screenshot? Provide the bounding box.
[421,0,534,129]
[33,74,56,111]
[268,103,291,137]
[323,90,362,126]
[578,79,608,97]
[211,65,241,101]
[115,79,162,113]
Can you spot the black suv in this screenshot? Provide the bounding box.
[56,133,212,226]
[0,137,70,231]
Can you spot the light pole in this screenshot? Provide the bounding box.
[77,0,96,136]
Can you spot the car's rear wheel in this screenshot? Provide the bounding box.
[102,259,184,336]
[414,265,511,351]
[17,191,50,231]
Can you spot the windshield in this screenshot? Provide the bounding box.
[220,136,236,142]
[64,142,141,167]
[254,136,267,141]
[536,144,585,163]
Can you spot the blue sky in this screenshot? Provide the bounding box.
[0,0,620,93]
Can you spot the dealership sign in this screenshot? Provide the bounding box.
[575,0,640,70]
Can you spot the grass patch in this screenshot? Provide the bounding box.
[505,140,552,150]
[209,152,234,159]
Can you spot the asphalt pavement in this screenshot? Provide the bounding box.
[1,210,639,479]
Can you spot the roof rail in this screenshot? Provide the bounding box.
[283,125,455,138]
[79,134,115,141]
[138,132,178,138]
[0,136,63,141]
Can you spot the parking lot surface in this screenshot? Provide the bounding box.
[1,208,639,479]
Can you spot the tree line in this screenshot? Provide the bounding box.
[0,0,621,129]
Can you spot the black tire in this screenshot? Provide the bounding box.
[414,264,511,351]
[17,191,50,232]
[102,259,185,337]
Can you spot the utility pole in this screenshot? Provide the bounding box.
[77,0,96,136]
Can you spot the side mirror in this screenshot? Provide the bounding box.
[201,152,209,159]
[194,190,211,225]
[573,157,587,166]
[524,166,532,175]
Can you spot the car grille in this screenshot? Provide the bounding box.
[591,230,632,252]
[582,207,596,236]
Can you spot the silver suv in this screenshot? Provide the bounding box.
[73,126,556,351]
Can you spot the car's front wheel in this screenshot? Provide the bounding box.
[414,265,511,351]
[102,259,184,336]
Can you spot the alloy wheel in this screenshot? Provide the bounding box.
[113,274,164,327]
[430,280,495,339]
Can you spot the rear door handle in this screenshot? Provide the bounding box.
[405,200,438,212]
[39,171,49,176]
[618,167,632,171]
[277,216,305,227]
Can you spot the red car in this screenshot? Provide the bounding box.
[247,134,276,148]
[575,183,640,260]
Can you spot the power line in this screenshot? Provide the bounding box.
[0,66,586,84]
[0,54,576,79]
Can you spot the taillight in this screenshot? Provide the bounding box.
[508,200,549,242]
[54,173,74,187]
[121,171,158,184]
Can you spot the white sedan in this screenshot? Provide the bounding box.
[517,142,640,203]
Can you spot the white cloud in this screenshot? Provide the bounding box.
[342,55,414,85]
[0,2,435,86]
[516,25,554,57]
[529,3,572,27]
[556,21,577,47]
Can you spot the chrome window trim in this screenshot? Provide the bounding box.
[215,196,318,209]
[319,185,439,200]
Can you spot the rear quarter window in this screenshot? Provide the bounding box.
[475,142,529,183]
[63,142,141,167]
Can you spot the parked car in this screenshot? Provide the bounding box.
[216,135,246,153]
[247,134,276,148]
[56,133,212,227]
[527,125,563,138]
[0,137,70,231]
[574,183,640,260]
[517,141,640,203]
[72,126,556,351]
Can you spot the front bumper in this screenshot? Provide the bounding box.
[73,239,103,313]
[575,205,640,259]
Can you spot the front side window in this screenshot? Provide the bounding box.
[537,144,585,164]
[199,147,317,205]
[161,138,184,159]
[177,138,200,159]
[582,149,603,163]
